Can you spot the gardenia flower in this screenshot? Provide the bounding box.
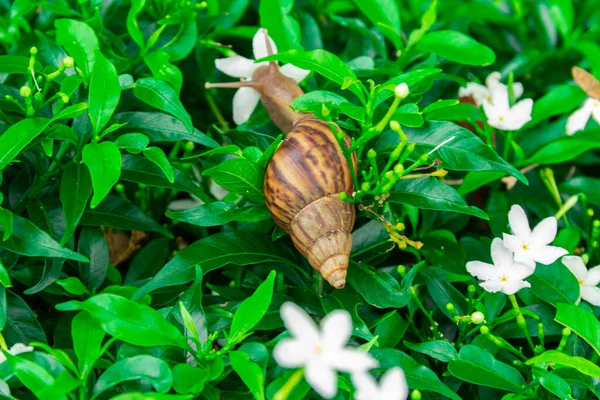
[561,256,600,306]
[273,302,378,399]
[352,367,409,400]
[0,343,34,363]
[213,28,310,125]
[458,72,524,107]
[482,74,533,131]
[466,238,533,295]
[502,205,567,268]
[566,98,600,135]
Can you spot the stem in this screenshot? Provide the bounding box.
[274,369,304,400]
[205,91,229,132]
[508,294,535,353]
[502,130,513,160]
[410,286,440,338]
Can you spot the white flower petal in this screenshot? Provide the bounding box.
[562,256,588,281]
[273,338,310,368]
[508,205,532,238]
[530,216,558,246]
[591,99,600,123]
[482,101,502,126]
[9,343,33,355]
[488,81,510,111]
[485,72,502,88]
[580,286,600,307]
[280,63,311,83]
[501,280,531,295]
[466,261,498,280]
[232,87,261,126]
[329,349,378,374]
[279,302,320,343]
[215,56,256,79]
[584,265,600,286]
[566,103,593,135]
[0,352,6,364]
[533,245,568,265]
[509,262,536,280]
[480,280,504,293]
[459,82,490,107]
[512,82,524,99]
[381,367,409,400]
[305,361,338,399]
[352,373,378,400]
[505,98,533,130]
[321,310,352,349]
[491,237,514,268]
[253,28,278,60]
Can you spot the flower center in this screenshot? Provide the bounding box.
[521,243,528,251]
[498,115,504,121]
[314,345,322,355]
[501,275,508,282]
[578,279,584,285]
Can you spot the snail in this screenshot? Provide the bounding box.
[206,29,357,289]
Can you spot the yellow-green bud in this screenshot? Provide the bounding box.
[594,220,600,228]
[393,164,404,176]
[479,326,490,335]
[184,141,195,151]
[406,143,415,152]
[471,311,485,325]
[468,284,476,294]
[59,93,69,103]
[390,120,401,132]
[446,303,455,313]
[397,265,406,275]
[394,82,409,99]
[5,95,12,100]
[410,390,421,400]
[321,103,330,117]
[37,75,43,83]
[62,56,75,68]
[19,86,31,98]
[30,46,38,55]
[562,328,571,336]
[367,148,377,159]
[338,192,350,201]
[115,183,125,193]
[361,182,370,191]
[588,208,594,217]
[34,92,43,102]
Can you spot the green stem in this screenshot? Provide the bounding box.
[274,369,304,400]
[410,286,440,339]
[502,130,513,160]
[205,91,229,132]
[508,294,535,353]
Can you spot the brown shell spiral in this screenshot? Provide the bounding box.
[264,116,358,288]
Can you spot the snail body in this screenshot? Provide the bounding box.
[206,29,356,288]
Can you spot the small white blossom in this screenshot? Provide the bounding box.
[273,302,378,399]
[502,205,568,268]
[0,343,34,363]
[483,75,533,131]
[458,72,524,107]
[566,98,600,135]
[394,83,409,99]
[466,238,533,295]
[561,256,600,306]
[213,28,310,126]
[352,367,409,400]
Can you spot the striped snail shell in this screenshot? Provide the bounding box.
[206,29,357,289]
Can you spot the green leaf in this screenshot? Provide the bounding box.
[126,0,145,49]
[0,214,88,262]
[229,271,276,344]
[172,364,206,394]
[72,310,105,379]
[527,350,600,378]
[56,294,187,348]
[89,51,121,135]
[520,130,600,166]
[389,177,488,219]
[458,171,505,195]
[0,117,50,170]
[114,133,150,154]
[166,202,271,227]
[448,345,526,392]
[144,51,183,95]
[404,340,458,362]
[114,112,218,147]
[55,18,99,77]
[372,349,460,400]
[93,355,172,396]
[133,78,193,133]
[77,228,109,291]
[133,232,294,299]
[555,304,600,355]
[230,351,266,400]
[143,147,174,183]
[374,68,441,109]
[528,261,579,306]
[80,195,172,237]
[416,30,496,66]
[259,0,300,52]
[528,84,586,127]
[121,154,200,195]
[203,158,265,202]
[4,352,65,400]
[0,55,41,74]
[347,261,411,308]
[350,0,402,49]
[60,163,93,245]
[52,102,89,121]
[561,176,600,207]
[423,274,468,319]
[4,291,47,344]
[260,49,365,102]
[0,209,13,241]
[533,366,572,399]
[82,141,122,208]
[56,277,89,295]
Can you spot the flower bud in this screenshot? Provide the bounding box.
[516,314,526,328]
[321,103,330,118]
[468,284,476,294]
[139,183,147,190]
[395,222,404,231]
[394,83,409,99]
[62,56,75,68]
[562,328,571,337]
[479,326,490,335]
[115,183,125,193]
[446,303,455,313]
[30,46,38,55]
[34,92,43,102]
[367,148,377,159]
[184,141,195,151]
[5,95,12,100]
[59,93,69,103]
[406,143,415,153]
[390,120,401,132]
[471,311,485,325]
[397,265,406,276]
[360,182,370,191]
[338,192,350,201]
[410,390,421,400]
[594,220,600,228]
[19,86,31,98]
[587,208,594,217]
[37,75,44,83]
[393,164,404,176]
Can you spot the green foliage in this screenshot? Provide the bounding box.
[1,0,600,399]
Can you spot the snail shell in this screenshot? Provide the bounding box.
[264,116,357,288]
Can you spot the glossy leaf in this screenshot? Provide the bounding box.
[520,130,600,166]
[555,304,600,355]
[144,52,183,95]
[203,158,265,202]
[82,141,122,208]
[230,271,276,343]
[347,261,411,308]
[4,352,64,400]
[527,350,600,378]
[89,51,121,134]
[416,30,496,66]
[166,202,271,227]
[259,0,300,52]
[528,261,579,306]
[133,78,193,133]
[72,310,105,379]
[59,162,92,245]
[0,117,50,170]
[114,133,150,154]
[351,0,402,49]
[230,351,266,400]
[55,18,99,77]
[143,147,174,183]
[121,154,201,195]
[172,364,206,394]
[126,0,145,49]
[77,228,109,291]
[404,340,458,362]
[93,355,172,396]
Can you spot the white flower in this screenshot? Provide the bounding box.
[0,343,34,363]
[566,98,600,135]
[483,74,533,131]
[458,72,524,107]
[352,367,409,400]
[502,205,568,268]
[213,28,310,126]
[466,238,533,295]
[561,256,600,306]
[273,302,378,399]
